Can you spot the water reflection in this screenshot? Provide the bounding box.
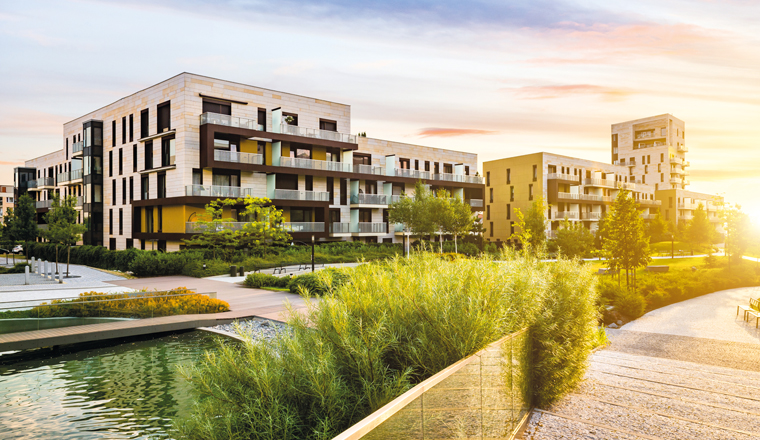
[0,331,226,439]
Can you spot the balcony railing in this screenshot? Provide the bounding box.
[350,193,391,205]
[214,149,263,165]
[273,189,330,202]
[330,222,350,234]
[200,112,263,131]
[282,222,325,233]
[354,164,385,175]
[640,214,657,220]
[547,173,578,182]
[32,177,55,188]
[72,141,84,155]
[635,131,657,139]
[581,212,602,220]
[280,124,357,144]
[556,211,579,220]
[57,169,83,183]
[186,184,256,198]
[352,222,387,234]
[75,196,83,207]
[557,192,613,202]
[186,222,248,233]
[432,173,484,184]
[669,177,681,184]
[469,199,484,208]
[638,199,662,206]
[35,199,53,209]
[395,168,431,180]
[279,156,352,173]
[678,145,689,152]
[583,178,616,188]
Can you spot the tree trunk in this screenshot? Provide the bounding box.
[454,234,458,254]
[67,244,71,276]
[439,232,443,253]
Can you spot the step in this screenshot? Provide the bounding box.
[523,410,653,440]
[593,351,760,382]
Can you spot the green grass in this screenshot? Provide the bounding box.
[649,241,715,256]
[259,286,290,292]
[587,255,722,274]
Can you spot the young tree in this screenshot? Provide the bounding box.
[685,203,712,255]
[440,195,476,254]
[510,197,549,254]
[646,211,670,242]
[722,204,751,266]
[553,219,594,259]
[10,194,38,260]
[43,195,87,275]
[389,181,436,250]
[603,189,651,289]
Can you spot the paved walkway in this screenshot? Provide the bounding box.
[207,261,366,284]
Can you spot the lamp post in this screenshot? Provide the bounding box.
[311,235,315,273]
[670,232,674,259]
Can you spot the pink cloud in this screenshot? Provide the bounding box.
[508,84,635,101]
[418,128,498,138]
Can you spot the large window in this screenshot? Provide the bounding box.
[118,149,123,175]
[144,141,153,170]
[157,173,166,198]
[202,100,231,115]
[119,208,123,235]
[140,109,149,138]
[213,172,240,187]
[121,116,126,144]
[129,114,134,142]
[319,119,337,131]
[133,144,138,172]
[161,136,175,167]
[112,179,116,205]
[145,207,154,233]
[157,101,171,133]
[122,177,127,204]
[112,121,116,147]
[141,175,149,200]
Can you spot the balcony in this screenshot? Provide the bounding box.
[581,212,602,220]
[35,199,53,209]
[547,173,579,184]
[669,157,684,165]
[678,145,688,152]
[395,168,431,180]
[669,177,681,184]
[283,222,325,233]
[214,149,263,166]
[350,193,398,206]
[200,112,263,131]
[354,164,385,176]
[638,199,662,207]
[30,177,55,190]
[393,223,406,233]
[618,182,636,190]
[58,169,84,185]
[185,184,257,198]
[281,124,357,144]
[555,211,579,220]
[670,168,685,175]
[352,222,388,234]
[635,132,657,140]
[557,192,613,203]
[433,173,484,184]
[279,156,352,173]
[640,214,657,220]
[683,179,690,186]
[72,141,84,157]
[330,222,351,234]
[75,196,83,208]
[679,215,693,221]
[469,199,484,208]
[583,178,616,188]
[273,189,330,202]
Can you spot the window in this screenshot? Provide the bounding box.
[157,206,163,233]
[327,177,334,204]
[192,169,203,185]
[157,173,166,198]
[202,100,231,115]
[109,209,113,235]
[283,112,298,126]
[141,109,149,138]
[109,237,116,251]
[119,209,123,235]
[319,119,337,131]
[486,205,490,220]
[529,184,534,201]
[465,165,469,176]
[532,165,537,182]
[145,207,154,233]
[161,136,175,166]
[510,186,514,202]
[144,141,153,170]
[507,204,511,220]
[126,239,133,249]
[642,175,646,184]
[490,222,493,237]
[108,150,113,177]
[506,168,511,184]
[415,160,420,171]
[141,175,149,200]
[305,175,313,191]
[661,173,664,182]
[129,114,134,142]
[486,171,490,186]
[118,149,123,175]
[647,155,650,164]
[489,188,493,203]
[661,128,666,136]
[112,121,116,147]
[122,116,126,144]
[112,180,116,205]
[157,101,171,133]
[258,108,266,130]
[424,161,430,172]
[122,177,126,204]
[129,176,134,201]
[340,179,347,205]
[660,153,664,162]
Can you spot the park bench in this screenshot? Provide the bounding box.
[645,265,669,273]
[298,262,326,271]
[744,298,760,328]
[273,266,287,275]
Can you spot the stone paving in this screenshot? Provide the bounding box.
[206,261,366,284]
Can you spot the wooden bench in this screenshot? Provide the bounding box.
[745,298,760,328]
[645,265,670,273]
[272,266,286,275]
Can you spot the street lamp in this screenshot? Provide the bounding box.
[311,235,315,273]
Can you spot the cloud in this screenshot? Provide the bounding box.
[351,60,398,70]
[508,84,636,101]
[417,127,498,138]
[273,61,315,76]
[0,160,22,166]
[687,168,760,182]
[0,109,66,136]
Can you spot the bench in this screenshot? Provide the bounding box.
[745,298,760,328]
[298,262,326,271]
[645,266,669,273]
[272,266,286,275]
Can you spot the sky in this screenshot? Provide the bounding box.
[0,0,759,220]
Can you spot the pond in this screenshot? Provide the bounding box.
[0,330,229,439]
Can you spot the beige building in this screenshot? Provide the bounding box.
[656,188,722,229]
[0,184,14,222]
[17,73,484,251]
[483,152,658,243]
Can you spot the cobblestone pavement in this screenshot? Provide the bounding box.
[0,273,58,287]
[0,263,129,291]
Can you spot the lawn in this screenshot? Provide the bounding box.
[586,255,724,274]
[649,241,715,256]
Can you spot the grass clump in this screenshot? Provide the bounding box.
[174,251,599,439]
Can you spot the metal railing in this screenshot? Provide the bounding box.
[547,173,577,182]
[200,112,263,131]
[58,169,83,183]
[354,164,385,175]
[395,168,431,180]
[618,181,636,190]
[432,172,484,184]
[186,222,248,233]
[35,200,53,209]
[279,156,352,173]
[669,177,682,184]
[638,199,662,206]
[352,222,387,234]
[557,192,613,202]
[351,193,390,205]
[185,184,255,198]
[635,131,656,139]
[330,222,350,234]
[280,124,357,144]
[582,212,603,220]
[583,178,616,188]
[273,189,330,202]
[469,199,484,208]
[283,222,325,233]
[678,145,689,152]
[556,211,579,219]
[72,141,84,154]
[214,149,263,165]
[32,177,55,187]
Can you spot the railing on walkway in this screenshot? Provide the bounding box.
[333,328,531,440]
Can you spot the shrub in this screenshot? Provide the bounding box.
[288,269,349,296]
[244,273,288,289]
[613,288,647,318]
[129,252,201,277]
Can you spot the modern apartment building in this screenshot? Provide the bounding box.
[0,184,14,222]
[656,188,722,228]
[15,73,484,251]
[611,114,689,190]
[483,152,659,243]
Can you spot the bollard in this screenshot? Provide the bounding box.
[24,265,30,285]
[56,271,62,283]
[46,261,52,279]
[43,261,47,278]
[229,265,237,277]
[31,257,35,271]
[238,266,245,276]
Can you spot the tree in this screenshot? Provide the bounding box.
[439,194,476,254]
[511,197,549,254]
[685,203,712,255]
[389,181,437,251]
[646,211,670,242]
[603,189,651,289]
[9,194,38,259]
[722,204,751,266]
[183,196,290,261]
[553,219,594,259]
[43,195,87,275]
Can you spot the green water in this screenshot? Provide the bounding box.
[0,331,228,439]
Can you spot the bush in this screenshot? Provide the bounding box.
[129,252,201,277]
[0,262,30,274]
[174,251,599,439]
[288,269,349,296]
[613,288,647,318]
[244,273,289,289]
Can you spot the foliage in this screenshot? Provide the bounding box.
[646,211,671,242]
[723,204,751,264]
[388,181,437,242]
[288,269,349,296]
[612,287,647,318]
[0,288,229,319]
[551,219,595,258]
[174,251,600,439]
[42,195,87,273]
[602,189,651,289]
[0,262,30,274]
[685,203,713,254]
[243,273,290,289]
[4,194,37,256]
[511,197,549,254]
[129,252,203,277]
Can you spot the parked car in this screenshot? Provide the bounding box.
[12,245,23,254]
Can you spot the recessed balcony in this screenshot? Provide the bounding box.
[555,211,580,220]
[58,169,84,185]
[279,156,352,173]
[352,222,387,234]
[281,124,357,144]
[350,193,400,206]
[200,112,263,131]
[395,168,432,180]
[273,189,330,202]
[469,199,484,208]
[330,222,351,235]
[214,149,263,166]
[669,177,681,184]
[547,173,580,185]
[72,141,84,157]
[583,178,617,188]
[581,212,602,220]
[354,164,385,175]
[35,199,53,209]
[185,184,257,198]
